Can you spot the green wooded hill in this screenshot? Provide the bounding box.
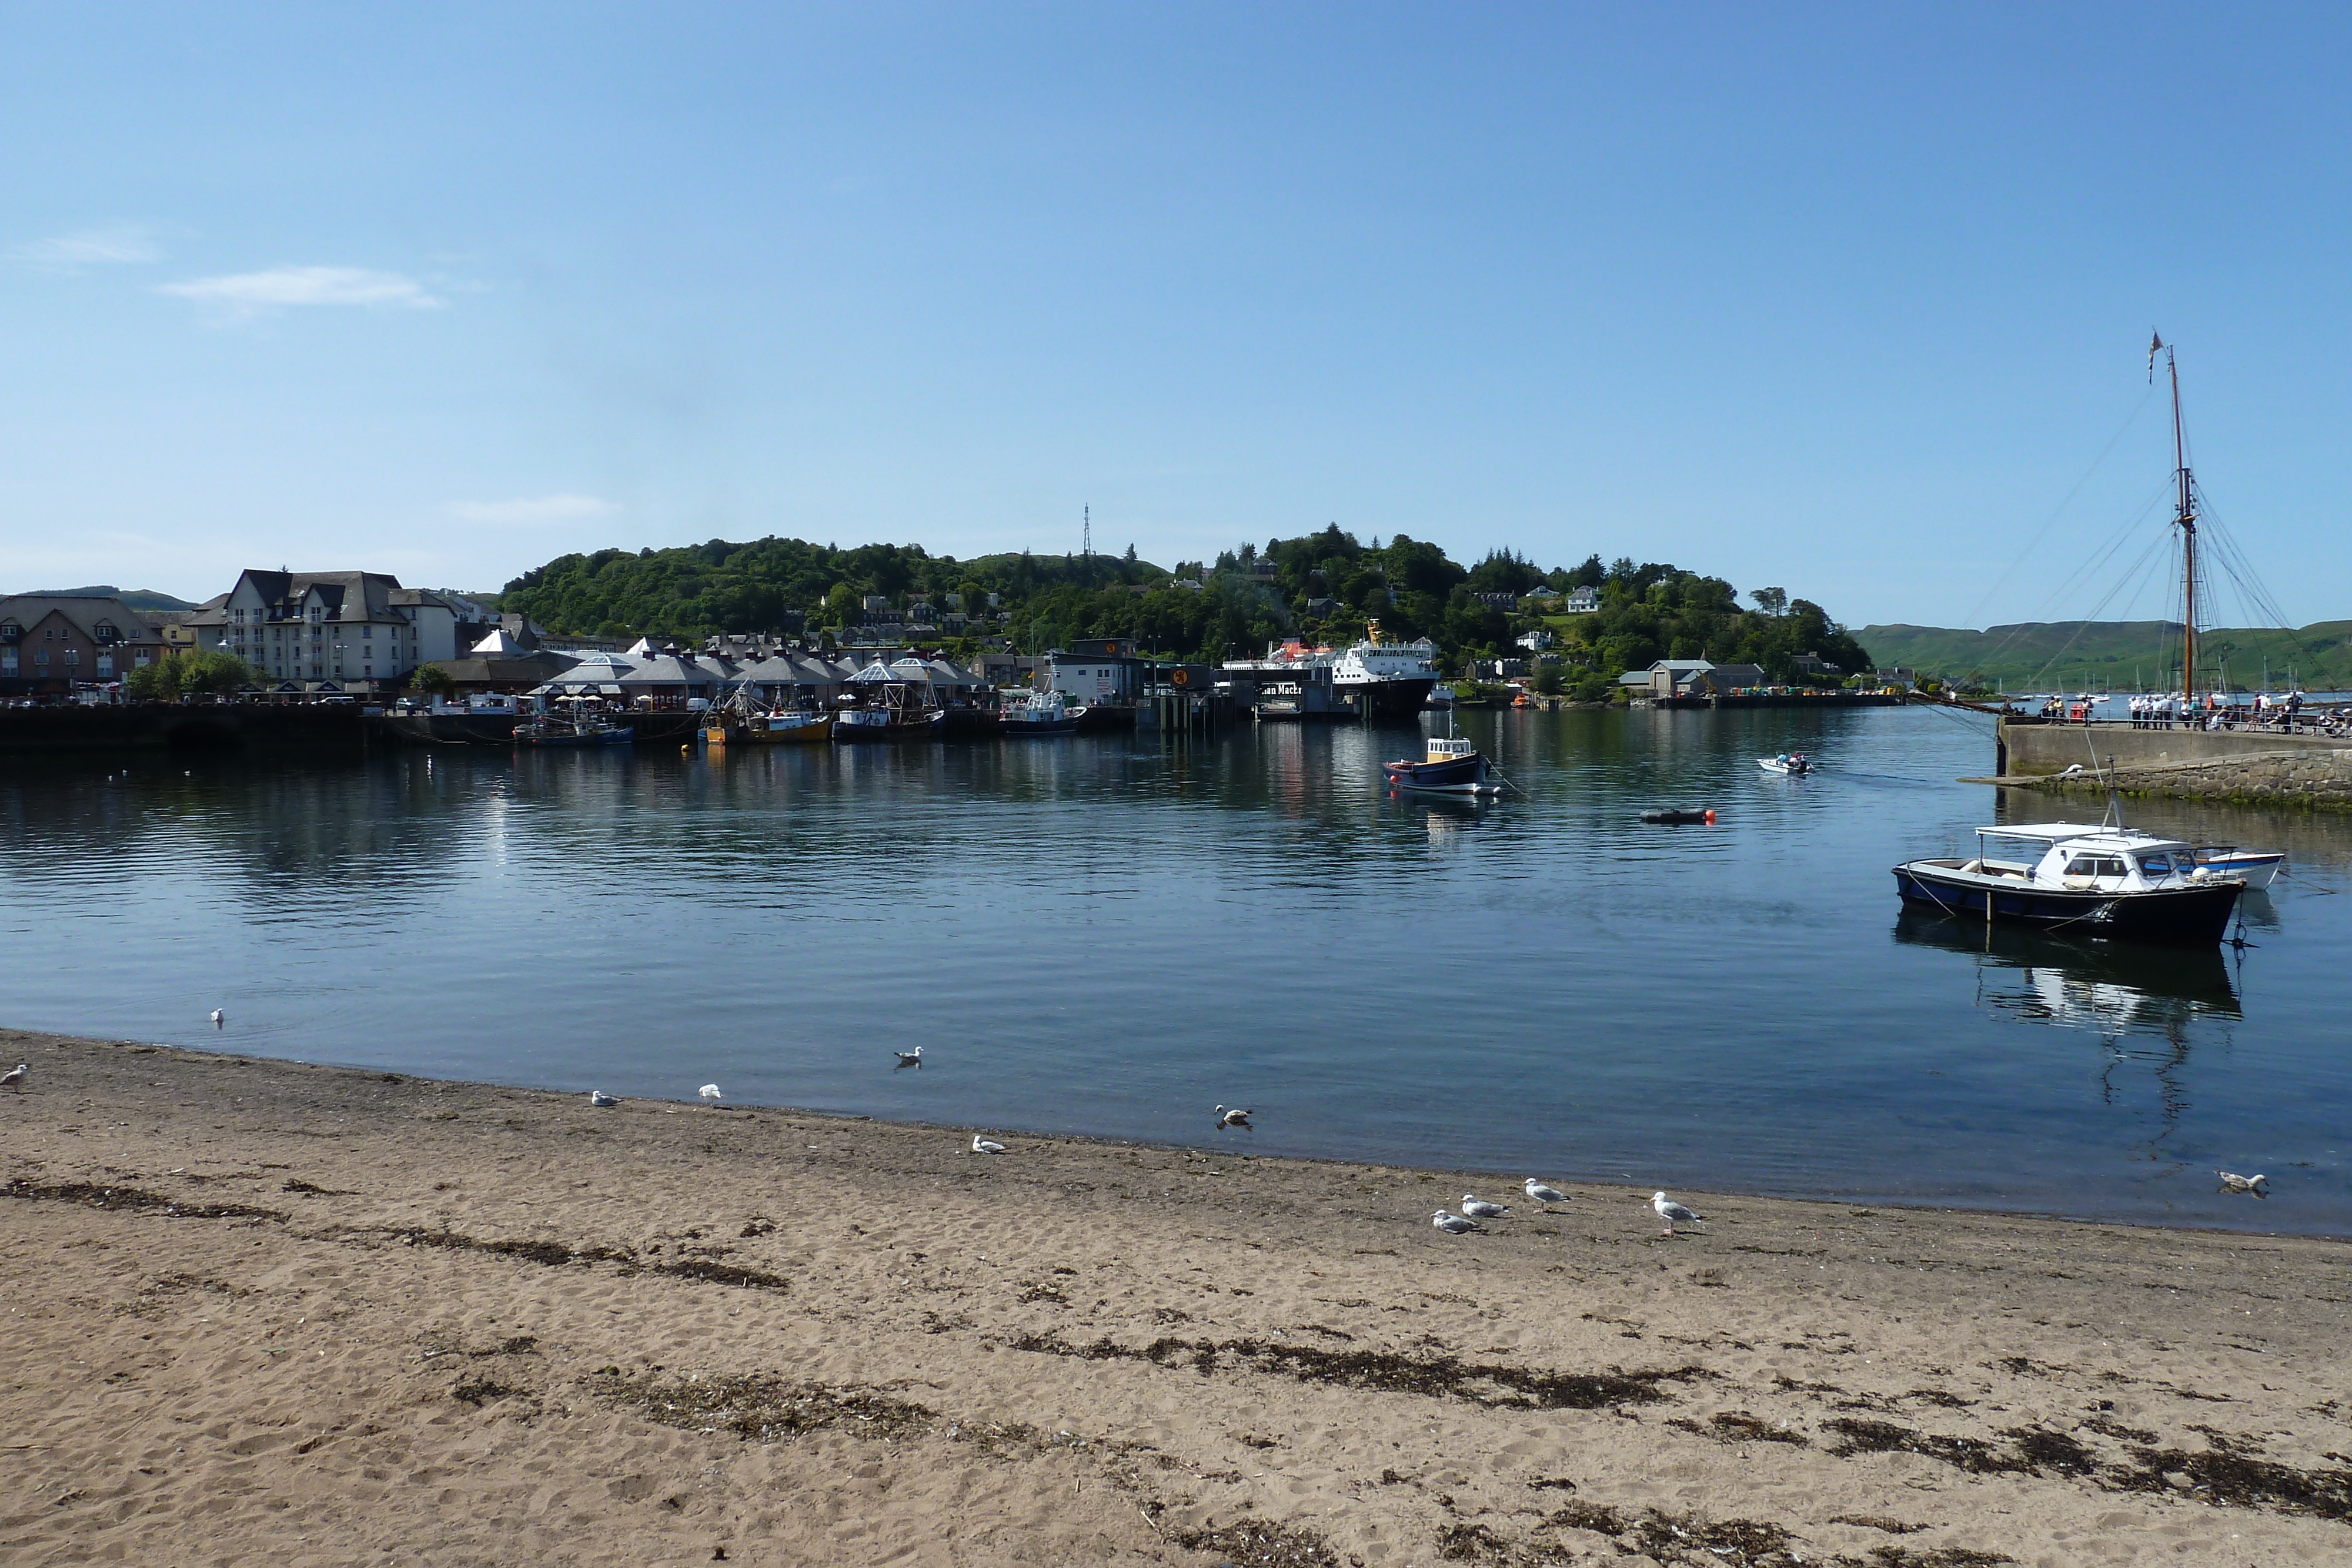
[1858,621,2352,691]
[499,531,1873,690]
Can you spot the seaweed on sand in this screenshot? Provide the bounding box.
[594,1370,934,1444]
[2,1178,286,1222]
[1008,1332,1703,1410]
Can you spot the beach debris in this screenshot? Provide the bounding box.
[1523,1178,1569,1208]
[2216,1170,2269,1196]
[894,1049,923,1069]
[1461,1194,1511,1219]
[1,1062,26,1091]
[209,1009,225,1028]
[1652,1191,1705,1235]
[699,1084,723,1102]
[1432,1210,1485,1235]
[589,1090,620,1108]
[971,1135,1007,1155]
[1215,1104,1254,1129]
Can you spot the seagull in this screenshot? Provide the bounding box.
[1461,1194,1511,1219]
[1215,1105,1254,1129]
[210,1009,224,1028]
[971,1135,1007,1155]
[2216,1170,2269,1196]
[588,1090,619,1108]
[699,1084,723,1102]
[0,1062,26,1091]
[1524,1178,1569,1209]
[1433,1210,1486,1235]
[1652,1191,1705,1236]
[894,1049,923,1069]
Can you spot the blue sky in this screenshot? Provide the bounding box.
[4,4,2347,628]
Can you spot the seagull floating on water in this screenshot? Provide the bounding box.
[210,1009,224,1028]
[589,1090,619,1108]
[1652,1191,1705,1236]
[1433,1210,1486,1235]
[0,1062,26,1091]
[2217,1170,2269,1196]
[1461,1194,1511,1219]
[699,1084,723,1102]
[1523,1178,1569,1209]
[894,1049,923,1069]
[1215,1105,1253,1129]
[971,1135,1007,1155]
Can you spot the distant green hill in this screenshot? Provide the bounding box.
[1859,621,2352,691]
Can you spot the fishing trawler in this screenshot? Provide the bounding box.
[1381,717,1499,796]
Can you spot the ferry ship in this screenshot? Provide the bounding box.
[1224,623,1440,720]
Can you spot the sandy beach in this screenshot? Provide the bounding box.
[2,1028,2348,1567]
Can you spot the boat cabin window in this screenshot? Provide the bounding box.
[2063,855,2128,878]
[2136,852,2174,875]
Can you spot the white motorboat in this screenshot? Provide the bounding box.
[2193,845,2285,885]
[1758,752,1813,775]
[1893,817,2244,944]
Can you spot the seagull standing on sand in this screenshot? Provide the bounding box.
[1433,1210,1486,1235]
[1215,1105,1253,1129]
[971,1135,1007,1155]
[589,1090,619,1108]
[210,1009,224,1028]
[1523,1178,1569,1209]
[699,1084,723,1102]
[1,1062,26,1091]
[1652,1191,1705,1236]
[894,1049,923,1069]
[1461,1195,1511,1219]
[2217,1171,2269,1195]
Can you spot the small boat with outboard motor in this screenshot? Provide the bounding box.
[2191,845,2285,885]
[1641,807,1715,825]
[1892,804,2245,944]
[1758,752,1813,776]
[1381,718,1499,796]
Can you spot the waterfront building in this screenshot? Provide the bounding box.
[0,592,167,696]
[186,570,469,694]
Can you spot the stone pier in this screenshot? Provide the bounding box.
[1993,718,2352,808]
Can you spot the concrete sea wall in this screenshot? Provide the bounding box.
[1996,720,2352,808]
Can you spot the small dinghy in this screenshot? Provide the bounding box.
[1758,752,1813,775]
[1641,807,1715,825]
[2193,845,2284,886]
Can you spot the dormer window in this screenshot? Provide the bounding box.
[95,623,118,643]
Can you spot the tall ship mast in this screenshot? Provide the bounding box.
[2151,332,2197,700]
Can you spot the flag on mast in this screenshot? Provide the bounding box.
[2147,330,2164,379]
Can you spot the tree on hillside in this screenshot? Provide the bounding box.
[1750,586,1788,617]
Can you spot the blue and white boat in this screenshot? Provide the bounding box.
[1382,727,1498,795]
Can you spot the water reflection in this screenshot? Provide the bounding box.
[1892,911,2241,1031]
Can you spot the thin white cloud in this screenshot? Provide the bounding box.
[11,226,162,267]
[450,494,619,525]
[159,265,446,312]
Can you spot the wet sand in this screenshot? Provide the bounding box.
[2,1027,2348,1566]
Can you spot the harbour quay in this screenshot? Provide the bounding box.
[1992,717,2352,808]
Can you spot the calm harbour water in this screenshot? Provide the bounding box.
[4,706,2347,1234]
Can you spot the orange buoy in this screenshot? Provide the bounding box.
[1703,808,1716,824]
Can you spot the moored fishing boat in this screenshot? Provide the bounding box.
[516,708,635,747]
[701,690,835,745]
[998,688,1084,735]
[1381,726,1498,795]
[1892,815,2244,944]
